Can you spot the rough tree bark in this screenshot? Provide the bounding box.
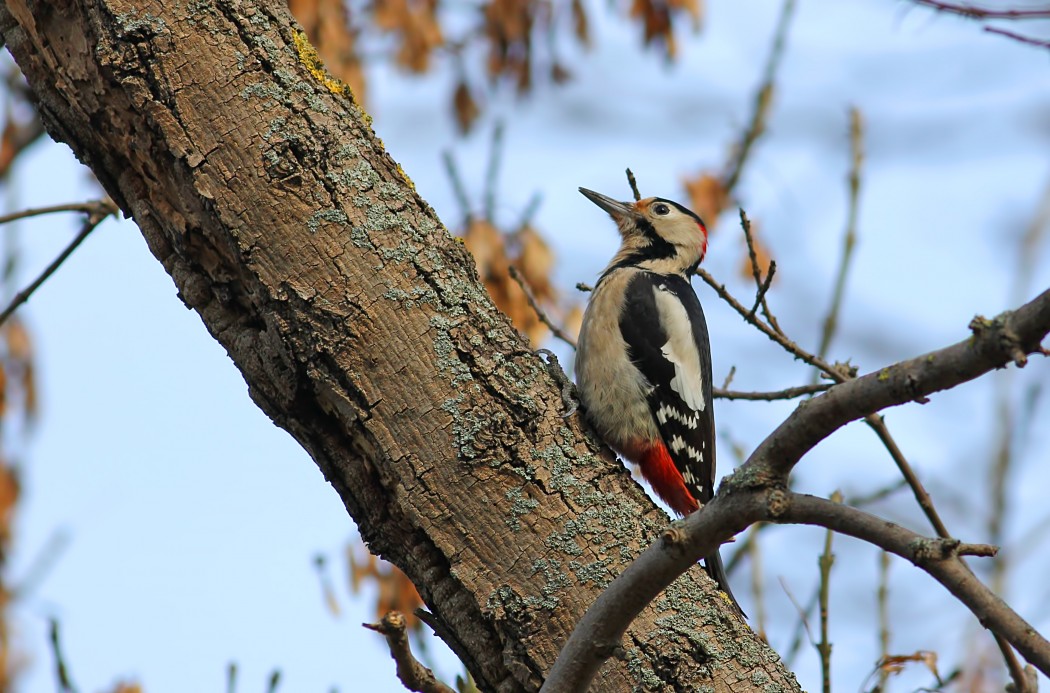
[0,0,797,690]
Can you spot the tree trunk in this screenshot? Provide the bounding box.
[0,0,796,689]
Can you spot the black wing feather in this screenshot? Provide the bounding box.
[618,272,716,504]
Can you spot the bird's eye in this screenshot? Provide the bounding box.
[652,203,670,216]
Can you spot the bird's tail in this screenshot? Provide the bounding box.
[704,550,747,620]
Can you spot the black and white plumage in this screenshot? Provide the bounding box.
[620,273,716,503]
[575,187,744,617]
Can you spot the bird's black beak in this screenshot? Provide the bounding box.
[579,187,638,222]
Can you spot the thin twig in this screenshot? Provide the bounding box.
[365,611,457,693]
[441,152,472,224]
[749,260,777,317]
[227,662,238,693]
[864,416,951,539]
[49,618,77,693]
[909,0,1050,19]
[984,26,1050,49]
[877,551,891,692]
[779,576,817,653]
[626,168,641,201]
[721,365,736,390]
[266,670,281,693]
[783,584,820,669]
[739,210,781,333]
[713,382,831,401]
[721,0,798,195]
[696,266,830,374]
[817,491,840,693]
[515,192,543,233]
[483,121,505,221]
[849,480,907,509]
[0,199,116,328]
[814,107,864,369]
[0,201,113,226]
[508,266,577,349]
[748,525,767,639]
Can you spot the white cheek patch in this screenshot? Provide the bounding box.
[652,285,706,412]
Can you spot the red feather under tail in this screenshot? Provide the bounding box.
[632,440,698,517]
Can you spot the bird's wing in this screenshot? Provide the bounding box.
[618,272,716,505]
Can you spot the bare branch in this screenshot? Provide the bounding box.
[542,486,1050,693]
[0,199,117,328]
[817,491,840,693]
[876,551,891,691]
[541,289,1050,692]
[0,200,114,226]
[739,210,782,331]
[483,121,505,222]
[508,266,578,348]
[983,26,1050,49]
[713,382,831,401]
[749,260,777,318]
[864,415,951,538]
[441,151,473,224]
[625,168,641,201]
[909,0,1050,19]
[365,611,457,693]
[48,618,77,693]
[757,290,1050,478]
[721,0,798,195]
[815,107,864,366]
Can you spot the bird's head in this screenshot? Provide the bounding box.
[579,187,708,276]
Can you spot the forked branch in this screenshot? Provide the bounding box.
[541,288,1050,692]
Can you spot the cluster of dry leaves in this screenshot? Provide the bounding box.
[683,170,774,281]
[289,0,706,133]
[0,319,36,690]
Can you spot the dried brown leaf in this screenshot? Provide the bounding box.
[453,80,481,135]
[682,172,728,232]
[572,0,591,46]
[462,219,507,282]
[550,62,572,84]
[107,681,143,693]
[878,651,942,683]
[4,319,31,362]
[348,542,423,632]
[21,362,36,423]
[373,0,407,32]
[0,466,18,547]
[669,0,704,31]
[515,226,555,302]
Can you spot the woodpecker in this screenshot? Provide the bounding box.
[574,186,744,617]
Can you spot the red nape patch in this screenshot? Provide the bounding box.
[637,441,699,517]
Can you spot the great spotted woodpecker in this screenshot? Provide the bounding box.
[574,187,743,617]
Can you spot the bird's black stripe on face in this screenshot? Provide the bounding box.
[654,197,706,228]
[596,218,677,284]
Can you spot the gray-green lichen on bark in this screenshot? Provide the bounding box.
[0,0,800,689]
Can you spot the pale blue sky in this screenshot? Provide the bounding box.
[7,0,1050,691]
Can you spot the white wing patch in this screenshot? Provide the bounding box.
[656,403,701,429]
[669,435,704,463]
[652,284,706,411]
